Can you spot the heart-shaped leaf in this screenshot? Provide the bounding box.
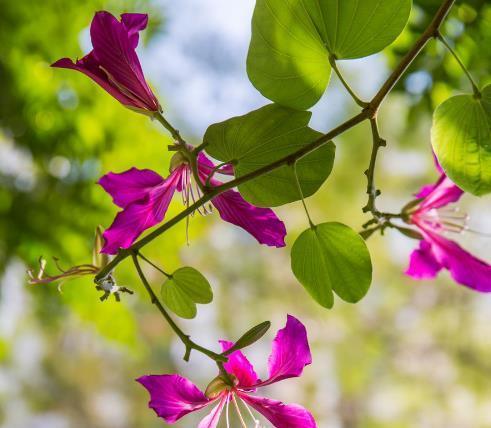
[432,85,491,196]
[247,0,412,109]
[204,104,335,207]
[291,222,372,308]
[161,267,213,319]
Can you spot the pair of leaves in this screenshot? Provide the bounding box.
[247,0,412,109]
[291,222,372,309]
[432,85,491,196]
[204,104,335,207]
[161,267,213,319]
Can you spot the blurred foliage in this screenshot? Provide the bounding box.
[1,0,491,427]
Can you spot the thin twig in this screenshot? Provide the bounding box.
[131,252,226,363]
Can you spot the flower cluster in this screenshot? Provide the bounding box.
[138,315,316,427]
[98,152,287,254]
[405,160,491,292]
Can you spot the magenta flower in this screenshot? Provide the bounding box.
[137,315,316,428]
[405,160,491,292]
[52,11,160,113]
[98,152,286,254]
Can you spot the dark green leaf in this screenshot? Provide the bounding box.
[204,104,335,207]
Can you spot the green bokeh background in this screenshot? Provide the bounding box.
[1,1,491,427]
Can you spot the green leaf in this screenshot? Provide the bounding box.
[161,267,213,319]
[204,104,335,207]
[247,0,411,110]
[223,321,271,355]
[291,222,372,308]
[432,86,491,196]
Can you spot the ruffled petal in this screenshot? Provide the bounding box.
[405,239,442,279]
[219,341,258,389]
[211,190,286,248]
[98,167,164,208]
[101,168,182,254]
[257,315,311,387]
[51,54,138,108]
[136,374,211,424]
[425,230,491,292]
[90,11,159,111]
[239,393,317,428]
[196,153,286,247]
[197,395,227,428]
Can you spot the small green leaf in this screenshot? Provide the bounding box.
[291,222,372,309]
[204,104,335,207]
[161,267,213,319]
[223,321,271,355]
[247,0,411,109]
[432,86,491,196]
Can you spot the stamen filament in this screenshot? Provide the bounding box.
[239,396,262,427]
[232,394,248,428]
[226,393,231,428]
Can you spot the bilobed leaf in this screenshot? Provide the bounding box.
[291,222,372,309]
[204,104,335,207]
[223,321,271,355]
[247,0,411,109]
[432,86,491,196]
[317,0,412,59]
[161,267,213,319]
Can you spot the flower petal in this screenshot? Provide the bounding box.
[197,395,227,428]
[239,393,317,428]
[90,11,159,111]
[405,239,442,280]
[258,315,312,387]
[98,167,164,208]
[101,168,182,254]
[425,230,491,292]
[211,190,286,248]
[51,54,138,108]
[418,174,464,211]
[196,153,286,247]
[120,13,148,48]
[136,374,211,424]
[219,340,258,389]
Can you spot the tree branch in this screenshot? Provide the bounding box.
[95,0,457,283]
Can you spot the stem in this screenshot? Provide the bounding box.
[137,252,171,278]
[437,33,480,96]
[363,118,386,216]
[154,112,187,146]
[329,54,368,108]
[131,252,226,363]
[291,162,315,229]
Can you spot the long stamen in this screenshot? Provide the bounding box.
[232,394,248,428]
[226,393,231,428]
[239,396,262,427]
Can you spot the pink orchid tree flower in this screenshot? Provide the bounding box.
[405,159,491,292]
[52,11,160,113]
[98,152,286,254]
[137,315,316,428]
